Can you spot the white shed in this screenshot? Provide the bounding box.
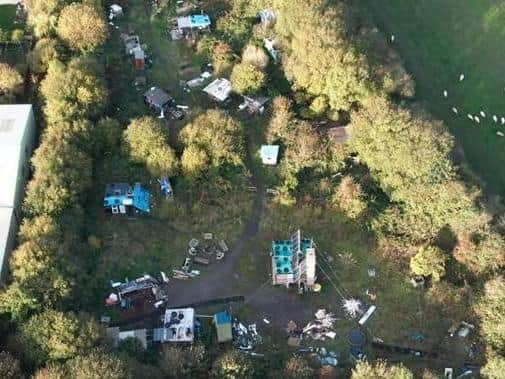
[0,104,36,281]
[202,78,232,102]
[260,145,280,165]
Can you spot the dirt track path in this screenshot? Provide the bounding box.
[139,4,318,328]
[165,127,266,302]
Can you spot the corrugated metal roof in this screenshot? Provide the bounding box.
[0,105,33,208]
[203,78,232,102]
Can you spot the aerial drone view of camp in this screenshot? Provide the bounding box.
[0,0,503,378]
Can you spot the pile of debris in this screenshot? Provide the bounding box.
[233,321,262,350]
[298,347,339,367]
[187,234,229,264]
[105,273,169,310]
[301,309,338,341]
[172,257,200,280]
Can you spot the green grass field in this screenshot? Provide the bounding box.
[0,5,16,30]
[362,0,505,196]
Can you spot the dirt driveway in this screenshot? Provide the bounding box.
[164,132,321,328]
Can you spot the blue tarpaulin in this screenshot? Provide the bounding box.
[190,14,211,28]
[133,183,150,213]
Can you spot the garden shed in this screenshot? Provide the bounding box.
[271,230,317,292]
[260,145,279,165]
[203,78,232,102]
[144,87,173,113]
[214,311,232,343]
[177,13,211,33]
[243,96,269,114]
[327,126,350,144]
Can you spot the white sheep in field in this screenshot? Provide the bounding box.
[475,116,481,123]
[452,107,458,114]
[480,111,486,118]
[493,115,498,122]
[497,131,504,137]
[391,34,395,43]
[443,90,448,98]
[467,114,474,121]
[459,74,465,82]
[501,117,505,125]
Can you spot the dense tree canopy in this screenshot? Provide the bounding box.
[24,135,93,216]
[158,344,208,379]
[231,63,266,95]
[274,0,371,112]
[283,355,313,379]
[57,3,108,52]
[40,58,108,124]
[481,354,505,379]
[266,96,294,144]
[211,350,254,379]
[123,117,178,178]
[28,38,60,74]
[33,363,67,379]
[19,310,102,368]
[65,349,128,379]
[0,351,24,379]
[474,276,505,353]
[332,176,367,219]
[0,63,22,101]
[351,360,413,379]
[351,96,477,241]
[410,246,447,282]
[180,109,244,178]
[242,44,269,70]
[25,0,68,38]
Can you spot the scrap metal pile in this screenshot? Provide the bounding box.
[233,321,263,350]
[298,347,339,367]
[301,309,338,341]
[173,234,228,280]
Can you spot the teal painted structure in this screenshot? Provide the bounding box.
[104,183,150,214]
[272,238,313,275]
[190,14,211,28]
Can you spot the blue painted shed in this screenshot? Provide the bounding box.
[177,13,211,31]
[214,311,232,343]
[190,14,211,28]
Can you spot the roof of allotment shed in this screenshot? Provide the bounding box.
[177,14,211,29]
[272,238,313,275]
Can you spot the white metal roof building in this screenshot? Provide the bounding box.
[162,308,195,343]
[0,104,36,281]
[202,78,232,102]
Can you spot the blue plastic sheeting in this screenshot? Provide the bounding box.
[133,183,150,213]
[190,14,211,28]
[214,311,231,325]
